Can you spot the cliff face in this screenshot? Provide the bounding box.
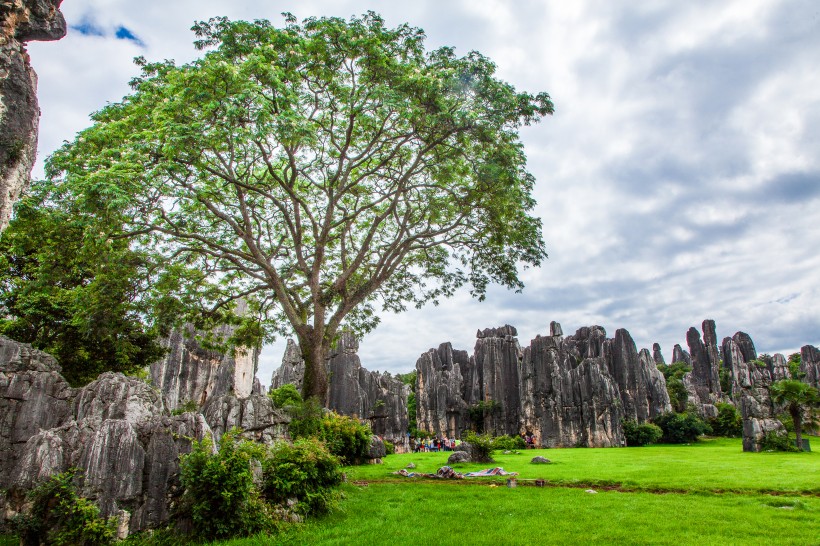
[0,0,66,230]
[415,323,671,447]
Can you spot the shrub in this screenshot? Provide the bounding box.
[261,437,343,516]
[462,431,495,463]
[622,420,663,446]
[316,412,372,464]
[287,396,324,438]
[710,403,742,437]
[652,412,712,443]
[666,378,689,413]
[269,383,303,409]
[179,430,276,541]
[760,430,800,452]
[383,440,396,455]
[493,434,527,451]
[10,470,116,546]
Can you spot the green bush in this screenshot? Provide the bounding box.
[383,440,396,455]
[710,403,742,438]
[10,470,116,546]
[622,420,663,446]
[287,396,324,439]
[666,377,689,413]
[492,435,527,451]
[462,431,495,463]
[317,412,373,465]
[652,412,712,444]
[179,430,276,541]
[269,383,303,409]
[261,437,343,516]
[760,430,800,452]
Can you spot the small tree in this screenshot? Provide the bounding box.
[769,379,819,451]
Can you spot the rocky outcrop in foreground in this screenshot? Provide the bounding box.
[416,322,671,447]
[0,0,66,230]
[1,332,288,534]
[270,333,410,450]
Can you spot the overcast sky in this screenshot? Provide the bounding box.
[27,0,820,384]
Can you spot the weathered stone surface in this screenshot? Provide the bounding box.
[0,336,73,487]
[471,327,523,434]
[672,344,691,365]
[531,456,551,464]
[770,353,791,381]
[270,339,305,392]
[652,343,665,365]
[683,321,722,418]
[415,343,470,437]
[604,330,670,423]
[74,372,164,424]
[150,317,259,412]
[202,392,288,445]
[447,451,471,464]
[366,435,386,460]
[0,0,66,230]
[800,344,820,389]
[722,336,785,452]
[150,326,233,411]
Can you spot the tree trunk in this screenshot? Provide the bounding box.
[299,334,329,405]
[791,405,803,451]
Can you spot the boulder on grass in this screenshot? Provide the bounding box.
[447,451,471,464]
[531,456,551,464]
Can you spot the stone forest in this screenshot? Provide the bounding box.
[2,317,819,537]
[1,2,819,544]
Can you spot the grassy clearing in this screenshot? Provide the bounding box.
[348,437,820,494]
[213,483,820,546]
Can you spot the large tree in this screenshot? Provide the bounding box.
[770,379,819,451]
[45,13,553,401]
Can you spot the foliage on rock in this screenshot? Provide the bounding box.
[269,383,303,409]
[9,470,117,546]
[462,431,495,463]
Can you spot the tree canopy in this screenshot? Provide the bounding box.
[770,379,819,451]
[44,13,553,400]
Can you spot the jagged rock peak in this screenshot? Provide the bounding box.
[476,325,517,339]
[0,334,60,372]
[4,0,67,42]
[550,321,563,337]
[652,343,665,364]
[672,344,691,365]
[732,332,757,363]
[331,331,359,356]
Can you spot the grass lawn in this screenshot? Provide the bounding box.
[209,437,819,545]
[347,437,820,494]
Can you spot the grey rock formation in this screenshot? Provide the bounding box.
[0,336,72,486]
[366,435,386,460]
[671,344,691,365]
[770,353,791,381]
[447,451,470,464]
[0,0,66,230]
[800,344,820,389]
[683,321,722,418]
[652,343,665,365]
[151,320,259,412]
[150,326,233,411]
[417,323,671,448]
[531,456,551,464]
[270,333,409,449]
[202,392,288,445]
[270,339,305,391]
[722,336,785,452]
[604,330,670,423]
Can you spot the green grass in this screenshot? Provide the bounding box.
[215,483,820,546]
[347,437,820,494]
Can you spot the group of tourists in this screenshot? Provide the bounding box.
[411,437,461,453]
